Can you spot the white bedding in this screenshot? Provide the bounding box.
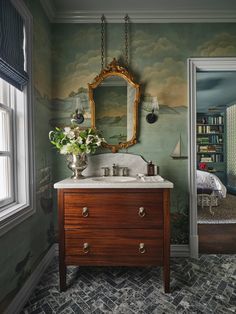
[196,170,227,198]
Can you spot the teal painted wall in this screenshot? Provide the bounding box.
[0,2,54,312]
[51,23,236,244]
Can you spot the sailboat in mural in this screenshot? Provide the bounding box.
[170,134,188,159]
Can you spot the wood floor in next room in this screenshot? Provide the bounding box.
[199,224,236,254]
[198,192,236,254]
[21,255,236,314]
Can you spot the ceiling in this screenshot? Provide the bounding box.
[197,72,236,113]
[52,0,236,12]
[40,0,236,23]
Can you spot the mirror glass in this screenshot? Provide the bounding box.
[94,76,135,145]
[89,59,140,152]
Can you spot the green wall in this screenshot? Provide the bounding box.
[0,1,54,312]
[51,23,236,244]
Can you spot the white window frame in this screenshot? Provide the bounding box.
[0,0,35,236]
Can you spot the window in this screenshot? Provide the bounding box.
[0,1,34,235]
[0,83,14,208]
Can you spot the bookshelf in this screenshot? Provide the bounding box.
[196,113,226,183]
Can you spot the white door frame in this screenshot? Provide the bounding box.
[188,57,236,258]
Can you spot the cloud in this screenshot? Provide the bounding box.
[141,58,187,107]
[52,46,122,99]
[52,26,186,105]
[53,52,100,98]
[158,76,187,107]
[198,32,236,56]
[132,30,180,61]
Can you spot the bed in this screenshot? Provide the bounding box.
[196,170,227,214]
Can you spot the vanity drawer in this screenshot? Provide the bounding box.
[65,229,163,266]
[64,191,163,229]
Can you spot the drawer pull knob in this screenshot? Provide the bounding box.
[83,243,90,254]
[139,243,146,254]
[138,207,146,217]
[82,207,89,217]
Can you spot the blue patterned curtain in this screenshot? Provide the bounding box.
[0,0,28,91]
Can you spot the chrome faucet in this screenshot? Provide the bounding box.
[112,163,119,176]
[101,164,129,176]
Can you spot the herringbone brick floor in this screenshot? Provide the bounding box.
[21,255,236,313]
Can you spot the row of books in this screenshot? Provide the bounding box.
[197,115,223,125]
[197,125,224,134]
[197,135,223,144]
[197,145,223,153]
[198,154,224,163]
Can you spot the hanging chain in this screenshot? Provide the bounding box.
[124,14,129,67]
[101,14,129,68]
[101,15,105,70]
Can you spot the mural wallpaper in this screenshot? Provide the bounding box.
[51,23,236,245]
[0,1,54,312]
[1,3,236,310]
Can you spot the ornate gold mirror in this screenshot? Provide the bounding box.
[88,58,141,152]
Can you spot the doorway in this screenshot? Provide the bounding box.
[188,58,236,258]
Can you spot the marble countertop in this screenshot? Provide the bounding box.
[54,177,174,189]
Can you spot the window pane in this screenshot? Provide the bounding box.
[0,156,12,202]
[0,106,10,151]
[0,78,9,105]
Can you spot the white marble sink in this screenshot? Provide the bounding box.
[54,176,174,189]
[92,176,137,183]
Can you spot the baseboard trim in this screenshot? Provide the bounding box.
[171,244,190,257]
[5,244,56,314]
[190,235,199,259]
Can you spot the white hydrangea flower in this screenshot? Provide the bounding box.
[50,124,104,155]
[76,136,83,144]
[64,127,75,139]
[60,144,70,154]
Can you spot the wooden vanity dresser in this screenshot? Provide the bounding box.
[55,179,173,293]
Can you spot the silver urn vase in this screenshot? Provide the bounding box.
[67,153,88,179]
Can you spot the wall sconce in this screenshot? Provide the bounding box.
[146,96,159,124]
[71,97,84,124]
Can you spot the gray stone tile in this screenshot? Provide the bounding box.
[21,255,236,314]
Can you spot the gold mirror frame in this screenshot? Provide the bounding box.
[88,58,141,153]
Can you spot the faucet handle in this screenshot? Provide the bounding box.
[112,163,119,176]
[120,167,129,176]
[101,166,110,176]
